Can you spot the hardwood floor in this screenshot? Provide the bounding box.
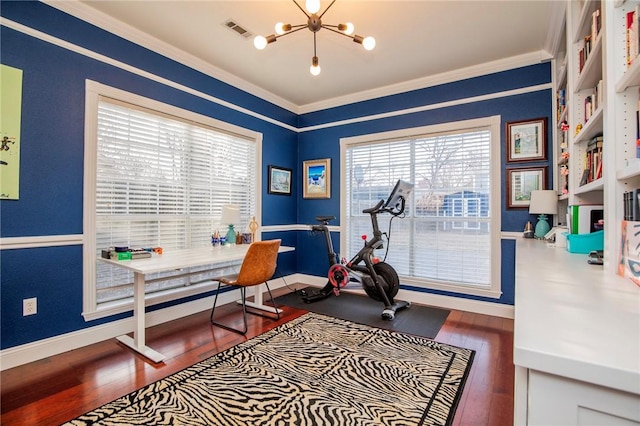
[0,290,514,425]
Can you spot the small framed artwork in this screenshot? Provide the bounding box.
[303,158,331,199]
[506,118,547,163]
[268,165,292,195]
[507,166,547,209]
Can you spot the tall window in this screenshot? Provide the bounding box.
[83,82,261,319]
[341,117,501,298]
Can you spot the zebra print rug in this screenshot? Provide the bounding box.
[65,313,474,426]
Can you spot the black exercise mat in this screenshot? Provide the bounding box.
[275,288,450,339]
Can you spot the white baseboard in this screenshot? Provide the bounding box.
[0,273,512,371]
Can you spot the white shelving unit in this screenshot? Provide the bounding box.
[515,4,640,424]
[605,0,640,275]
[554,13,570,215]
[566,0,605,210]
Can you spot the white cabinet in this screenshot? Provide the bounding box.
[528,371,640,425]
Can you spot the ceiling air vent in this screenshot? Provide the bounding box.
[223,19,252,39]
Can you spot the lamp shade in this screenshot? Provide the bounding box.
[220,205,241,225]
[529,190,558,215]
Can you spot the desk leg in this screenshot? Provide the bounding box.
[239,284,282,314]
[116,272,165,363]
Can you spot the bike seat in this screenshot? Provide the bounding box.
[315,215,336,224]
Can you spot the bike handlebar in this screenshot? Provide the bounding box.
[362,199,385,214]
[362,196,406,216]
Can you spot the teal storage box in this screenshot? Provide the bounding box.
[566,230,604,254]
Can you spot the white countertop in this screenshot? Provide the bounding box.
[514,239,640,395]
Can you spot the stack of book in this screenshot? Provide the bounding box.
[623,189,640,221]
[557,88,566,121]
[582,135,603,185]
[578,8,601,74]
[584,80,603,124]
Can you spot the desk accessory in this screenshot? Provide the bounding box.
[587,250,604,265]
[523,221,534,238]
[529,190,558,239]
[220,205,241,245]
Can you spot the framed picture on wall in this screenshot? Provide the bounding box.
[507,166,547,208]
[506,117,547,162]
[303,158,331,199]
[268,165,292,195]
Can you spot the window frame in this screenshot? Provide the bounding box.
[340,116,502,299]
[82,81,262,320]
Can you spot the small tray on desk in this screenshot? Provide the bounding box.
[566,230,604,254]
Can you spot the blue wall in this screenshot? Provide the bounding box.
[1,2,551,350]
[0,2,299,349]
[295,65,552,306]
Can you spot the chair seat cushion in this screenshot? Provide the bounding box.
[218,274,240,286]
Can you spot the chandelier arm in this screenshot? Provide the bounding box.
[272,25,308,42]
[292,0,310,18]
[322,25,354,39]
[282,25,308,36]
[318,0,337,19]
[314,32,318,56]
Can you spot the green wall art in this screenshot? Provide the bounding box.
[0,64,23,200]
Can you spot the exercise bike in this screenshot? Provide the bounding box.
[301,179,414,320]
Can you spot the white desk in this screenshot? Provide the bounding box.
[98,244,294,363]
[514,239,640,425]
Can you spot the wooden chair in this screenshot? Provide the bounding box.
[210,239,282,334]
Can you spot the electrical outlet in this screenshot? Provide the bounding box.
[23,297,37,316]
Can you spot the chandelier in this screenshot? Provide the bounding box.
[253,0,376,76]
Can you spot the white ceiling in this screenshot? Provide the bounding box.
[53,0,565,113]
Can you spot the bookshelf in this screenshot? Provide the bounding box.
[566,0,604,213]
[553,9,570,224]
[558,0,640,273]
[605,0,640,274]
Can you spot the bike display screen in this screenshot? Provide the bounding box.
[383,180,414,212]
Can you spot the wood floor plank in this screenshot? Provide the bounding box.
[0,293,514,426]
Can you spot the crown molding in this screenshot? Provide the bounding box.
[40,1,554,116]
[42,0,300,114]
[298,50,553,114]
[544,0,568,58]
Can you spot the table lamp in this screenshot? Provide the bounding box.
[220,205,241,245]
[529,190,558,239]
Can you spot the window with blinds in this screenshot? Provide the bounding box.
[83,84,259,317]
[342,117,501,298]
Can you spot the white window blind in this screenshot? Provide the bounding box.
[94,98,257,306]
[343,118,500,297]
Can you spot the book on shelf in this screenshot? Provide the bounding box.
[584,135,603,184]
[637,88,640,158]
[627,7,640,68]
[591,8,601,44]
[618,221,640,288]
[579,35,592,74]
[557,89,566,120]
[623,189,640,221]
[584,96,593,122]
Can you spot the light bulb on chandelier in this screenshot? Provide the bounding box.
[310,56,321,76]
[275,22,291,35]
[253,0,375,75]
[305,0,321,14]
